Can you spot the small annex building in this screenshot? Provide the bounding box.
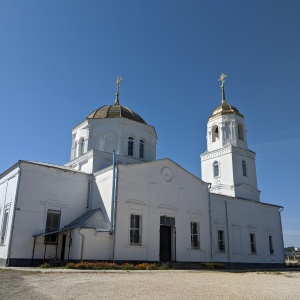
[0,75,285,267]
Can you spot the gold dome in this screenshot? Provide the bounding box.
[210,73,244,119]
[210,101,244,119]
[87,104,146,124]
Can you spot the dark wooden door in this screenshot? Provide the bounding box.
[60,235,67,260]
[160,226,171,261]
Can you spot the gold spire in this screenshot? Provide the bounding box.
[218,73,227,104]
[114,76,122,105]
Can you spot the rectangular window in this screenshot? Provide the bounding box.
[269,235,274,255]
[128,139,134,156]
[44,209,61,245]
[0,206,10,244]
[160,215,175,226]
[218,230,225,252]
[191,222,199,249]
[130,214,141,245]
[250,233,256,254]
[139,142,144,159]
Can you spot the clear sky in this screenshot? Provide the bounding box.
[0,1,299,247]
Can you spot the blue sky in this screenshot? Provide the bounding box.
[0,1,299,247]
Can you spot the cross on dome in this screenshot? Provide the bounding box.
[114,76,123,105]
[218,73,227,103]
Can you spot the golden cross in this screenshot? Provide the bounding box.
[218,73,227,87]
[115,76,123,93]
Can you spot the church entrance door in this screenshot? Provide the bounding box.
[60,235,67,260]
[160,226,171,261]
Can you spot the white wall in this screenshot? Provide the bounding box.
[9,162,90,261]
[0,167,20,264]
[210,193,284,264]
[112,159,211,262]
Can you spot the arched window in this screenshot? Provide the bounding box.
[139,140,144,159]
[128,137,134,156]
[242,160,247,176]
[212,125,219,143]
[238,124,244,141]
[213,161,219,177]
[80,139,85,156]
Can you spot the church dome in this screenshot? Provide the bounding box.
[210,102,244,119]
[87,104,147,124]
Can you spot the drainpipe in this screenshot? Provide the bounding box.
[112,163,119,263]
[225,201,230,264]
[208,183,213,263]
[110,151,116,234]
[6,162,22,267]
[78,228,84,262]
[86,176,92,209]
[279,206,285,262]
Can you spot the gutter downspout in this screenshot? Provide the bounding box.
[279,206,285,262]
[86,176,92,208]
[208,183,213,263]
[78,228,84,262]
[112,163,119,263]
[6,161,22,267]
[225,201,231,265]
[110,151,116,235]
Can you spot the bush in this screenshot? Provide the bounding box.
[40,263,51,268]
[201,263,225,269]
[121,263,136,270]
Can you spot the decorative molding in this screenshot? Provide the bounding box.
[126,199,146,205]
[160,167,173,182]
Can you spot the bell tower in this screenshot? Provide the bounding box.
[200,74,260,201]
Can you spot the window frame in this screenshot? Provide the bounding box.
[238,124,244,141]
[0,205,10,245]
[44,209,61,245]
[80,139,85,156]
[190,221,200,249]
[213,161,219,177]
[139,139,144,159]
[250,232,257,254]
[242,160,247,177]
[130,214,141,246]
[269,235,274,255]
[128,137,134,157]
[218,229,225,252]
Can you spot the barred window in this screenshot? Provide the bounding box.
[45,210,61,245]
[128,137,134,156]
[191,222,199,249]
[213,161,219,177]
[218,230,225,252]
[130,214,141,245]
[139,140,144,159]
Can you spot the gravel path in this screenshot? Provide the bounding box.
[0,269,300,299]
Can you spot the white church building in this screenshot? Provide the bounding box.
[0,75,285,267]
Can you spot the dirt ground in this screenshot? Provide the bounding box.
[0,268,300,300]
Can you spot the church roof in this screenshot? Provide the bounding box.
[87,104,147,124]
[210,102,243,119]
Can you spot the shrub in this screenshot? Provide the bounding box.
[40,263,51,268]
[201,263,225,269]
[121,263,136,270]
